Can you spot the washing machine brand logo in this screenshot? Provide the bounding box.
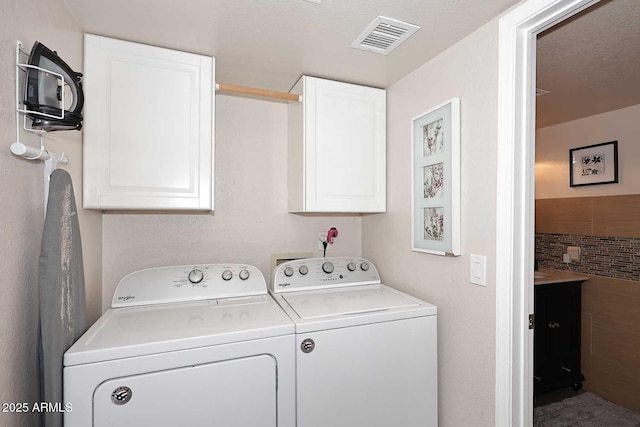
[278,282,291,288]
[117,295,136,302]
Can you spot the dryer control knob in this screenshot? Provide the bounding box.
[221,269,233,281]
[188,269,204,284]
[347,262,357,272]
[322,262,334,274]
[299,265,309,275]
[360,262,370,271]
[239,269,250,280]
[284,266,294,277]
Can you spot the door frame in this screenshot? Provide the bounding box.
[495,0,600,425]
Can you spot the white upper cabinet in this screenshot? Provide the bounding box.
[83,34,214,210]
[288,76,386,213]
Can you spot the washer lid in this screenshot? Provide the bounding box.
[277,284,437,333]
[282,285,419,319]
[64,295,294,366]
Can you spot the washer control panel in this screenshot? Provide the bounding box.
[112,264,266,308]
[271,257,380,293]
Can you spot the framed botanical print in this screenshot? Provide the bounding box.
[411,98,460,256]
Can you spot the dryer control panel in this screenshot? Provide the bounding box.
[271,257,380,293]
[112,264,266,308]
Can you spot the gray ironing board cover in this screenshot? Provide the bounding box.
[38,169,86,427]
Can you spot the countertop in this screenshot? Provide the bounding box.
[534,269,590,286]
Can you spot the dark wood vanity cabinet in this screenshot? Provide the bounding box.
[534,280,586,396]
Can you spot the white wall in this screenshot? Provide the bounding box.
[0,6,514,427]
[0,1,101,425]
[362,20,500,426]
[536,103,640,199]
[101,94,362,310]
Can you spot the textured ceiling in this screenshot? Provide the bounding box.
[61,0,639,128]
[61,0,520,91]
[536,0,640,128]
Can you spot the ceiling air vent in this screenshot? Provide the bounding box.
[351,16,420,55]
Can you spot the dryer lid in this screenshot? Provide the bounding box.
[65,263,294,366]
[64,295,294,366]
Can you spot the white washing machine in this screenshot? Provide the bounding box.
[271,257,438,427]
[64,264,295,427]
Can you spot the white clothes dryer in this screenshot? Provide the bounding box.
[271,257,438,427]
[64,264,295,427]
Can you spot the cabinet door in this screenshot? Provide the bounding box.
[83,34,214,210]
[534,282,583,394]
[300,76,386,213]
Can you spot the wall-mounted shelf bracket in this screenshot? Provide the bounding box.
[11,41,69,167]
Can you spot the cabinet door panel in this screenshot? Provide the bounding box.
[83,34,214,210]
[300,76,386,213]
[315,90,375,198]
[534,281,584,395]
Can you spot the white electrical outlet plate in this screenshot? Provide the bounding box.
[318,232,327,250]
[470,255,487,286]
[567,246,581,262]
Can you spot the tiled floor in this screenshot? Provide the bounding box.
[534,386,584,408]
[534,391,640,426]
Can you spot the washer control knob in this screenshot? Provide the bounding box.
[188,269,204,284]
[347,262,357,272]
[221,269,233,281]
[360,262,370,271]
[284,266,294,277]
[299,265,309,275]
[322,262,334,274]
[239,269,250,280]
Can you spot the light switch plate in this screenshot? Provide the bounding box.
[470,254,487,286]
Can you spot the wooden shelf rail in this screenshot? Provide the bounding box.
[215,82,301,102]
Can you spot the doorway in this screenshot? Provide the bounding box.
[533,0,640,419]
[495,0,601,426]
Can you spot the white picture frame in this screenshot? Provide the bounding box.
[411,98,460,256]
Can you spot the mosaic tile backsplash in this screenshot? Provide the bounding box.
[535,233,640,282]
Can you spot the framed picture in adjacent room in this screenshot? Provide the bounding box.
[411,97,460,256]
[569,140,618,187]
